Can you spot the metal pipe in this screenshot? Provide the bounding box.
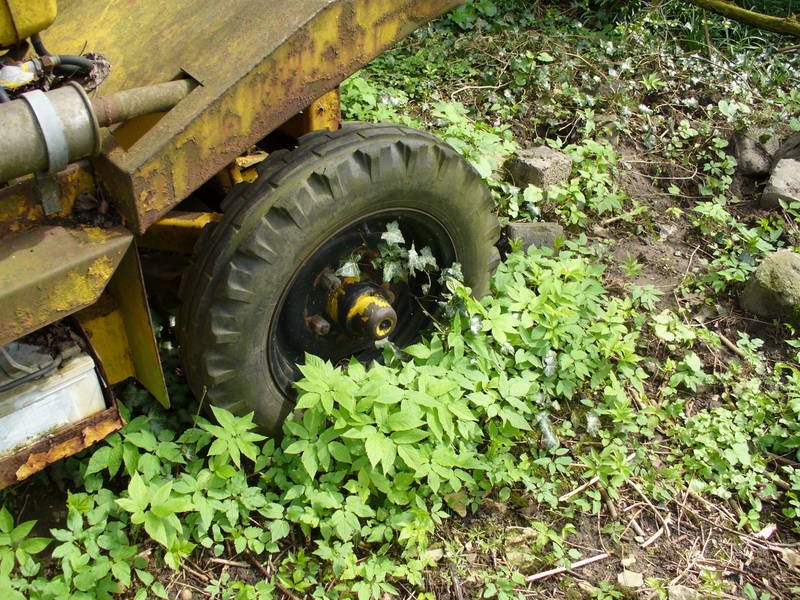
[0,79,196,184]
[92,79,197,127]
[0,82,98,184]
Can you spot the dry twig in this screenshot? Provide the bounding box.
[525,552,611,583]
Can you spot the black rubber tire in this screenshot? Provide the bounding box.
[178,122,499,435]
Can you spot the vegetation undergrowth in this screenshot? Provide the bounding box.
[4,0,800,598]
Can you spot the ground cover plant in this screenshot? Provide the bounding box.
[3,0,800,598]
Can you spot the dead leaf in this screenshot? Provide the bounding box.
[780,548,800,569]
[755,523,777,539]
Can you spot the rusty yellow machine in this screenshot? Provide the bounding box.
[0,0,498,488]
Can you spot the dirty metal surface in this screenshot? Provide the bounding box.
[0,161,95,238]
[0,224,132,346]
[0,405,123,489]
[44,0,461,233]
[106,246,169,407]
[75,292,136,386]
[281,88,342,140]
[138,211,223,254]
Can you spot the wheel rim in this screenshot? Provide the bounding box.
[268,208,456,398]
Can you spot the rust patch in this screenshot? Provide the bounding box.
[0,407,123,490]
[0,225,132,346]
[81,0,461,234]
[0,163,96,238]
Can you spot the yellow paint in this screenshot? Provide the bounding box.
[346,294,391,322]
[107,246,170,408]
[0,163,96,237]
[0,224,131,346]
[75,294,136,385]
[326,286,345,324]
[228,164,259,185]
[112,112,166,151]
[10,411,122,485]
[0,0,56,46]
[346,294,394,336]
[138,211,222,253]
[43,0,458,233]
[45,257,114,313]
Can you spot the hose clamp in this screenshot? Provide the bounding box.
[21,89,69,215]
[21,89,69,174]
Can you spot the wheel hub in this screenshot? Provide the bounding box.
[324,279,397,340]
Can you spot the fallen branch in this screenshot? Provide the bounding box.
[182,563,209,583]
[717,332,748,359]
[208,557,249,568]
[681,0,800,38]
[525,552,611,583]
[247,551,271,578]
[450,562,465,600]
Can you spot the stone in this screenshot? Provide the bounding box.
[617,569,643,588]
[739,250,800,320]
[733,132,772,178]
[505,146,573,189]
[762,159,800,209]
[507,222,564,250]
[774,132,800,163]
[668,584,699,600]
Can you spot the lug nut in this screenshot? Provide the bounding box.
[308,314,331,335]
[320,272,342,291]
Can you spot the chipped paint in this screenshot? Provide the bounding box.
[0,407,123,489]
[0,225,132,345]
[41,0,461,233]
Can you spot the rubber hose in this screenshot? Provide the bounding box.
[31,33,49,57]
[57,55,93,73]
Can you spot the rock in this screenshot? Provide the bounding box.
[505,146,573,189]
[774,132,800,164]
[762,159,800,209]
[620,556,636,568]
[507,222,564,250]
[668,584,699,600]
[740,251,800,320]
[733,132,772,178]
[617,569,643,588]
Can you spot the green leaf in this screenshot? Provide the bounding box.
[284,440,309,454]
[384,411,423,432]
[10,520,35,542]
[18,537,49,554]
[86,446,111,476]
[391,429,429,444]
[270,519,290,542]
[364,432,382,468]
[0,508,12,533]
[404,344,431,360]
[112,561,132,588]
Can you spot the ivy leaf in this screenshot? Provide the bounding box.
[381,221,405,245]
